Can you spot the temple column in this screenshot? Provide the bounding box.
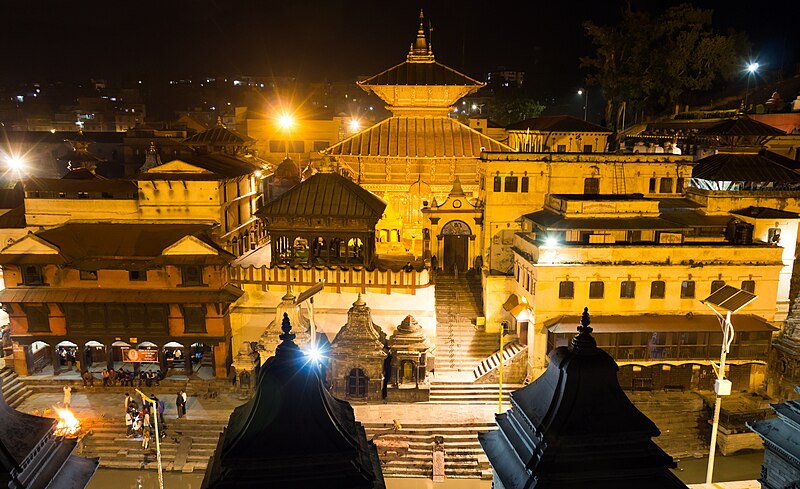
[76,345,87,373]
[183,347,193,375]
[105,343,114,371]
[52,346,62,375]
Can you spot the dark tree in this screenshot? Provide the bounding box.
[581,4,746,129]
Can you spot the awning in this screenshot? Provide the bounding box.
[548,314,778,334]
[503,294,533,321]
[0,285,244,304]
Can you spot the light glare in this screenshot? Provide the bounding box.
[278,114,294,129]
[747,62,759,73]
[545,237,558,248]
[349,119,360,132]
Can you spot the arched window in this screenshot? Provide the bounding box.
[346,368,368,397]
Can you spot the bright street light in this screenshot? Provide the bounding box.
[743,62,760,110]
[578,88,589,121]
[278,114,294,130]
[5,155,25,171]
[349,119,361,132]
[544,236,559,248]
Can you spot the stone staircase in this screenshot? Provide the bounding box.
[364,422,496,479]
[0,367,34,408]
[627,391,709,460]
[472,340,525,381]
[429,382,524,404]
[78,418,226,472]
[17,376,233,396]
[434,273,498,375]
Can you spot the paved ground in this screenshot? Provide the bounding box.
[17,389,501,427]
[16,389,243,422]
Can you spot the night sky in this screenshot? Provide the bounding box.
[4,0,799,98]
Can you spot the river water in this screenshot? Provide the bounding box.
[87,452,763,488]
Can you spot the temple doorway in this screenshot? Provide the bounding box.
[441,220,471,274]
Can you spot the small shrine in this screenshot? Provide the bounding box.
[184,116,254,155]
[202,313,385,488]
[748,386,800,489]
[772,296,800,398]
[265,155,301,202]
[479,308,688,489]
[258,170,386,267]
[257,289,311,360]
[386,315,431,402]
[329,295,388,402]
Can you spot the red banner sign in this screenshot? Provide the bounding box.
[121,348,158,363]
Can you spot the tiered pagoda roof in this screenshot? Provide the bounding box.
[258,171,386,219]
[324,116,514,158]
[201,313,385,489]
[184,117,253,147]
[479,308,688,488]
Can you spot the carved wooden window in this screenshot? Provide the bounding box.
[346,368,368,398]
[183,305,207,334]
[583,178,600,194]
[181,265,204,286]
[23,305,50,332]
[22,265,44,285]
[520,176,529,193]
[493,176,502,192]
[504,176,518,192]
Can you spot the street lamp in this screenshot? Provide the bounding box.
[578,89,588,121]
[699,285,758,484]
[743,62,759,111]
[278,114,294,130]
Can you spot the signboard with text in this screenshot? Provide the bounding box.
[121,348,158,363]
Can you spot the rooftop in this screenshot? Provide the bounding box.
[506,115,613,133]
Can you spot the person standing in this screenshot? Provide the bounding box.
[175,392,185,419]
[102,368,109,387]
[125,411,133,437]
[142,427,150,450]
[181,390,188,416]
[62,384,71,408]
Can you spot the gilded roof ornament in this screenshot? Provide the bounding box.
[407,9,434,63]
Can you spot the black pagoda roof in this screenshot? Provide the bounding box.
[201,313,385,489]
[479,308,688,489]
[692,151,800,183]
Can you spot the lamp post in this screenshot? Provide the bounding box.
[700,285,758,484]
[578,89,588,121]
[743,62,759,111]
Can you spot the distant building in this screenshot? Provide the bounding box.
[0,222,242,378]
[505,115,612,153]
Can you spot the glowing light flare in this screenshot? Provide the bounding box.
[306,345,324,364]
[348,119,361,132]
[278,114,295,130]
[746,62,759,73]
[577,89,584,95]
[544,236,559,248]
[5,155,25,171]
[53,407,81,437]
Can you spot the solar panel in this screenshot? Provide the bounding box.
[702,285,758,313]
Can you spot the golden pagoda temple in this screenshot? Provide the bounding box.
[324,11,515,254]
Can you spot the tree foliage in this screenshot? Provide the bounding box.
[486,96,546,126]
[581,4,746,125]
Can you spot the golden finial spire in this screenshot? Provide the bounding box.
[407,9,434,63]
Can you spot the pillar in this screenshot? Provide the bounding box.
[52,346,62,375]
[12,343,30,376]
[183,347,192,375]
[76,345,87,373]
[213,342,227,378]
[105,343,114,371]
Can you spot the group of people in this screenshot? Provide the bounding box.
[123,392,168,449]
[100,368,164,387]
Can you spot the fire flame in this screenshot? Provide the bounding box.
[53,407,80,437]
